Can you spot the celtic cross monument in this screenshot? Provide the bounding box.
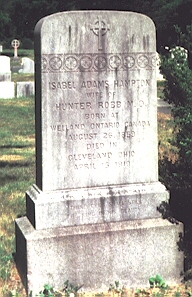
[11,39,20,58]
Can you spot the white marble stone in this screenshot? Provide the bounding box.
[27,182,169,229]
[15,11,183,294]
[35,11,158,191]
[0,56,11,73]
[19,57,34,73]
[15,216,183,295]
[0,56,11,82]
[0,82,14,98]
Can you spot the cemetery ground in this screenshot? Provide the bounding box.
[0,91,191,296]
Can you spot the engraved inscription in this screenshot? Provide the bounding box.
[47,66,153,172]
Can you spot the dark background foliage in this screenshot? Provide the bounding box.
[0,0,192,52]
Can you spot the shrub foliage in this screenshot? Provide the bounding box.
[160,38,192,222]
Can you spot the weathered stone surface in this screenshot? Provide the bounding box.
[0,74,11,82]
[0,56,11,83]
[0,82,14,98]
[19,57,34,73]
[16,81,34,97]
[27,182,169,229]
[35,11,158,191]
[15,11,184,295]
[15,216,183,295]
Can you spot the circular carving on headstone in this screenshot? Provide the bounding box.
[94,56,107,69]
[80,56,92,70]
[123,56,135,68]
[109,55,121,69]
[49,56,62,70]
[137,55,149,68]
[42,57,48,70]
[64,56,78,70]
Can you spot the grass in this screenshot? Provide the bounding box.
[157,81,165,99]
[11,73,34,83]
[0,94,187,296]
[158,113,178,162]
[0,96,35,296]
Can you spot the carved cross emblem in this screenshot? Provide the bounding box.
[91,17,110,50]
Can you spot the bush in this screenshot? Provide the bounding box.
[160,45,192,223]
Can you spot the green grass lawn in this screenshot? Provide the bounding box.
[0,97,35,296]
[0,95,182,296]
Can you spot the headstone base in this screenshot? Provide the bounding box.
[15,216,183,296]
[16,81,34,98]
[0,73,11,82]
[26,182,169,230]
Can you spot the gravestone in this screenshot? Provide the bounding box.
[0,56,11,81]
[0,56,14,98]
[16,81,34,97]
[15,11,183,295]
[19,57,34,73]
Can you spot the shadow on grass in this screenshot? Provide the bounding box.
[0,144,33,149]
[0,161,33,168]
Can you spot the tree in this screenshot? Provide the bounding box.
[159,31,192,222]
[0,0,14,44]
[1,0,192,49]
[10,0,59,41]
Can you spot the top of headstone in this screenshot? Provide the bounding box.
[35,11,155,54]
[0,56,11,73]
[35,11,157,191]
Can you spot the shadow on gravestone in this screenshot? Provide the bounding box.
[15,11,183,295]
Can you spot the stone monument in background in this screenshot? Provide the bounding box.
[11,39,20,59]
[0,55,14,98]
[19,57,34,74]
[15,11,183,295]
